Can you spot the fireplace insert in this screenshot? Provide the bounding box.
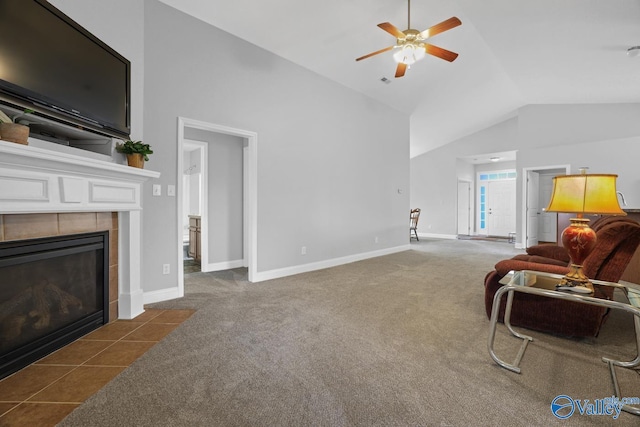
[0,231,109,379]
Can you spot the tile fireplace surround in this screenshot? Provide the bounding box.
[0,139,160,320]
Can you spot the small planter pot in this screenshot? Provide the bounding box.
[126,153,145,169]
[0,123,29,145]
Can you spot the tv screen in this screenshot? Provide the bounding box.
[0,0,130,138]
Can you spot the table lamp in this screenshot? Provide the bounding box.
[545,169,626,293]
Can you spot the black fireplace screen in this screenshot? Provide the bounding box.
[0,232,108,379]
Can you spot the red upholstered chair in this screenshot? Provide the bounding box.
[484,216,640,337]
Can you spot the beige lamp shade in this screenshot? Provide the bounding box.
[545,174,625,215]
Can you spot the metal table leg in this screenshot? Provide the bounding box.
[602,313,640,416]
[488,285,533,373]
[488,273,640,417]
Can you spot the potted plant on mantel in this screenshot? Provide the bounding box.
[0,108,34,145]
[116,140,153,168]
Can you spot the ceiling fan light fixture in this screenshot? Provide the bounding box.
[627,46,640,57]
[393,43,426,65]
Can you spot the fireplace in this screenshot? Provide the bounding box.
[0,231,109,380]
[0,140,160,324]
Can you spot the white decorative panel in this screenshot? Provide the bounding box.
[0,175,49,201]
[90,182,137,204]
[59,177,84,203]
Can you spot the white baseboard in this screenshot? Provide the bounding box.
[418,233,457,240]
[143,286,183,305]
[202,259,244,272]
[251,244,411,283]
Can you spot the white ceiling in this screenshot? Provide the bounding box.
[158,0,640,158]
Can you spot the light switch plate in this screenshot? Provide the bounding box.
[152,184,161,196]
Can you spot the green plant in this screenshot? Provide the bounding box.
[116,140,153,161]
[0,108,35,124]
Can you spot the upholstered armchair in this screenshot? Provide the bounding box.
[484,216,640,337]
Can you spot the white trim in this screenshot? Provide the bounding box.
[203,259,245,272]
[243,146,249,267]
[418,233,458,240]
[181,139,208,278]
[143,286,182,305]
[252,245,411,283]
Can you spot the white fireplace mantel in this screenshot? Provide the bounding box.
[0,140,160,319]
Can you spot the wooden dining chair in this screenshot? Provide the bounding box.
[410,208,421,241]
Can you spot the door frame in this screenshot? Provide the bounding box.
[183,139,207,271]
[521,164,570,249]
[457,180,472,236]
[177,117,258,289]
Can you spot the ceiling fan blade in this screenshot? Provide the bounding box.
[395,63,407,78]
[355,45,394,62]
[378,22,406,39]
[425,44,459,62]
[420,16,461,39]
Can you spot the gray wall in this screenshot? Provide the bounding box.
[411,103,640,241]
[55,0,409,295]
[411,117,518,235]
[141,0,409,289]
[208,133,243,264]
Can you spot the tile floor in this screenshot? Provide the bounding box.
[0,308,195,427]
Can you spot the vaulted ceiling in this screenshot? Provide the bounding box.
[158,0,640,158]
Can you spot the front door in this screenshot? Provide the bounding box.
[487,180,516,237]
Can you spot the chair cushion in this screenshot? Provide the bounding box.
[512,253,569,267]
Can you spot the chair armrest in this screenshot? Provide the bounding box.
[495,259,570,278]
[526,245,570,263]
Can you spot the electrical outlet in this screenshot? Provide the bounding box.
[162,264,170,275]
[301,246,307,255]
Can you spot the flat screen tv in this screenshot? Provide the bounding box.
[0,0,130,139]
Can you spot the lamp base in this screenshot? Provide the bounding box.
[556,264,595,294]
[556,284,593,294]
[557,217,597,294]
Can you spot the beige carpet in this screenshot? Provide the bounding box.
[59,239,640,426]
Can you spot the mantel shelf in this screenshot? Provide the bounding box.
[0,140,160,215]
[0,140,160,182]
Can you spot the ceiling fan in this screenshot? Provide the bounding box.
[356,0,462,78]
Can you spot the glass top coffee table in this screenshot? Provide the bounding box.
[488,270,640,416]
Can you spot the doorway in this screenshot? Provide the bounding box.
[176,117,258,295]
[522,165,569,248]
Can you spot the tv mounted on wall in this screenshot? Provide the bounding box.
[0,0,131,139]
